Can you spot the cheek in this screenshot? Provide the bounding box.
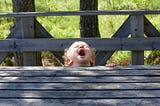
[68,50,77,58]
[86,50,92,58]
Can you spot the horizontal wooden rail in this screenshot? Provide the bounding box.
[0,37,160,52]
[0,10,160,17]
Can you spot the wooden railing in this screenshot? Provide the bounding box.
[0,10,160,65]
[0,10,160,105]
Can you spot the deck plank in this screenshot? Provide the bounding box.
[0,65,159,106]
[0,83,160,89]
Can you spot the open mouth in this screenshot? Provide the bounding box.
[78,49,85,56]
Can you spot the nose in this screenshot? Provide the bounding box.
[79,45,84,48]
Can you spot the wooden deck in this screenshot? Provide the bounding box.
[0,65,160,106]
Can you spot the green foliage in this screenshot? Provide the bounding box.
[100,0,160,10]
[0,18,13,39]
[0,0,12,12]
[41,51,62,66]
[37,16,80,38]
[107,51,131,65]
[36,0,79,11]
[0,53,13,66]
[145,50,160,65]
[0,0,13,39]
[35,0,80,38]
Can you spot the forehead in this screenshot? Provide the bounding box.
[70,41,89,47]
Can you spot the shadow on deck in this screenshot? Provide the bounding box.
[0,65,159,106]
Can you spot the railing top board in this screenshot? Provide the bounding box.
[0,10,160,17]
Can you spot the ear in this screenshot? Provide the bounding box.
[66,58,73,66]
[90,59,95,66]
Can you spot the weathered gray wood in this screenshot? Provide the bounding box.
[1,65,160,70]
[0,69,160,76]
[20,17,40,65]
[0,98,159,106]
[0,83,159,89]
[0,99,159,106]
[0,19,63,65]
[0,65,159,105]
[112,16,131,38]
[0,10,160,17]
[0,76,159,82]
[35,20,64,64]
[1,65,160,76]
[1,11,160,66]
[144,16,160,37]
[0,53,8,64]
[0,21,22,63]
[130,15,144,65]
[0,37,160,52]
[0,90,159,98]
[95,16,131,65]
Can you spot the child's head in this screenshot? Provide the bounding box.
[63,41,95,66]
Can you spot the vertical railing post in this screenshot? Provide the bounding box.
[130,15,144,65]
[20,17,38,65]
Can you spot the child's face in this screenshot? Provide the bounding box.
[66,41,93,66]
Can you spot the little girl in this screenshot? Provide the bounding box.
[63,41,95,66]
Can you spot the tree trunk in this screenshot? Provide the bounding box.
[12,0,35,23]
[12,0,42,66]
[80,0,100,37]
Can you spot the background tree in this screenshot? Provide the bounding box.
[80,0,100,37]
[12,0,35,23]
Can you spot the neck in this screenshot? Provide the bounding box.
[72,62,91,67]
